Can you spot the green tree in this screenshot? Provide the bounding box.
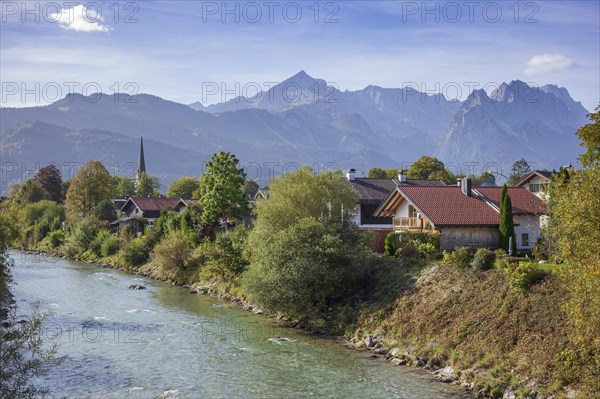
[243,217,368,324]
[136,173,160,197]
[385,168,400,178]
[498,184,516,254]
[65,160,114,221]
[406,156,456,184]
[166,176,199,198]
[195,152,248,226]
[367,167,386,178]
[33,164,63,202]
[93,199,117,223]
[507,158,532,186]
[243,180,259,199]
[112,176,136,198]
[15,179,47,204]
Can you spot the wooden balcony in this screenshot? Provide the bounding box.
[393,217,422,231]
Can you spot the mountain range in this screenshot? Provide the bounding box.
[0,71,590,193]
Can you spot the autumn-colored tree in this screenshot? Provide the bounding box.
[550,106,600,397]
[33,164,63,202]
[166,176,199,198]
[195,152,248,226]
[65,161,114,220]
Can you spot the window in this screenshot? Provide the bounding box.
[529,183,540,193]
[408,205,418,218]
[521,233,529,247]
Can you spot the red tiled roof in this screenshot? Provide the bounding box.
[397,186,501,227]
[475,187,548,215]
[347,178,446,204]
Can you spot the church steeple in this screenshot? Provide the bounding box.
[136,135,146,182]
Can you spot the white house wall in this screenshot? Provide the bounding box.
[514,215,542,250]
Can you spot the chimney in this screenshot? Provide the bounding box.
[398,172,407,183]
[346,168,356,181]
[460,178,472,197]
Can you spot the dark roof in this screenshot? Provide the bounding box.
[122,197,186,219]
[516,170,552,187]
[347,178,446,204]
[474,187,548,215]
[347,178,397,204]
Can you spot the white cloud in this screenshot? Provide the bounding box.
[525,54,575,75]
[48,5,111,32]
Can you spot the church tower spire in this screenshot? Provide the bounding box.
[136,135,146,182]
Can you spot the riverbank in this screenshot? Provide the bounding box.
[20,248,578,399]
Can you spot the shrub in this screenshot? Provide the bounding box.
[151,231,193,273]
[498,256,521,270]
[531,235,549,262]
[70,216,99,253]
[385,231,440,257]
[119,237,150,267]
[504,262,548,293]
[38,230,64,250]
[396,241,418,260]
[494,248,507,259]
[101,234,119,257]
[442,247,471,268]
[472,248,496,271]
[417,242,438,260]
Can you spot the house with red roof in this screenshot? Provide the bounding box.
[374,178,547,252]
[344,169,446,251]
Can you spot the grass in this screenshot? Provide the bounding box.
[351,259,570,397]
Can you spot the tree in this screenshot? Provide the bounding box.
[151,230,193,274]
[498,184,516,254]
[195,152,248,226]
[93,199,117,223]
[33,164,63,202]
[367,167,386,178]
[166,176,199,198]
[472,171,496,186]
[243,217,368,324]
[507,158,532,186]
[112,176,136,198]
[243,180,259,199]
[385,168,400,178]
[136,173,160,197]
[247,166,358,241]
[577,105,600,167]
[406,156,456,184]
[15,179,47,204]
[65,160,114,220]
[549,106,600,396]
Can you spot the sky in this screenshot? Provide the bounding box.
[1,0,599,110]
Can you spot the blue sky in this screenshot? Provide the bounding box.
[1,0,599,109]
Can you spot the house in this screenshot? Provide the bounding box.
[253,188,270,201]
[110,197,188,234]
[515,170,552,199]
[374,178,547,252]
[344,169,446,251]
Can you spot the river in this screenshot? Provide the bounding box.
[9,251,467,399]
